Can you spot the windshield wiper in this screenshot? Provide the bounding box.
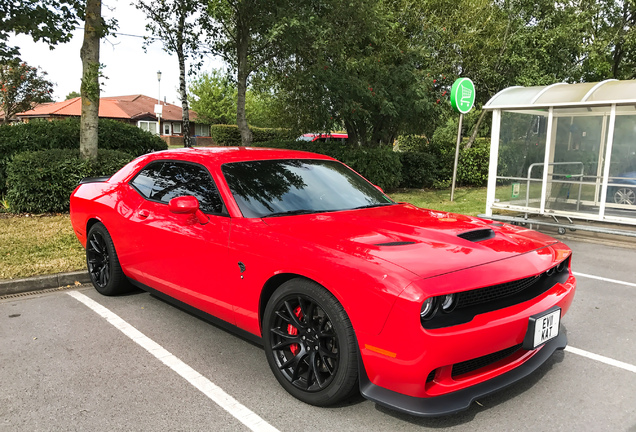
[352,202,396,210]
[263,209,325,218]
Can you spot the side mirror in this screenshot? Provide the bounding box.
[168,196,209,225]
[374,185,384,194]
[169,195,199,214]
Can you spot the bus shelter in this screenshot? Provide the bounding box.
[483,79,636,228]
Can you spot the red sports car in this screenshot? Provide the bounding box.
[70,147,576,416]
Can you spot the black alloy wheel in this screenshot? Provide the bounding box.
[263,279,358,406]
[87,230,110,289]
[86,222,132,296]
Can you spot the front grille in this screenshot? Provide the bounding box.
[452,344,523,378]
[455,275,541,309]
[422,256,571,329]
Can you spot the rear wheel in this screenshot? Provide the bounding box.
[263,278,358,406]
[86,222,132,296]
[614,187,636,205]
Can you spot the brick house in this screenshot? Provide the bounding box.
[16,94,212,146]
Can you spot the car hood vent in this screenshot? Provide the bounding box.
[373,241,417,247]
[457,228,495,242]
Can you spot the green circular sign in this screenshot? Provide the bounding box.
[450,78,475,114]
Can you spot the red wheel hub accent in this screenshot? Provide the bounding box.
[288,305,303,355]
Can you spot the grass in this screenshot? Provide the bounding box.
[0,214,85,280]
[390,186,488,216]
[0,186,492,280]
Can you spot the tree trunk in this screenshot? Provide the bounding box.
[176,16,191,148]
[236,20,252,146]
[464,110,487,149]
[79,0,102,160]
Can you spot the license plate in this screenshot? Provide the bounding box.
[523,307,561,349]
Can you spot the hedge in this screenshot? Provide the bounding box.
[5,149,134,213]
[398,151,439,189]
[208,124,294,146]
[252,140,402,191]
[0,118,166,193]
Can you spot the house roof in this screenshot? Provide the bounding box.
[16,94,197,122]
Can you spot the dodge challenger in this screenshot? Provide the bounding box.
[70,147,576,416]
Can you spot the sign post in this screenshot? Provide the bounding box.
[449,78,475,201]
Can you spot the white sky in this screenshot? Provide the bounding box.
[8,0,223,104]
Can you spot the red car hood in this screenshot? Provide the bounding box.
[261,203,558,279]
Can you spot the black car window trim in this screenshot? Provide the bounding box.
[129,159,229,217]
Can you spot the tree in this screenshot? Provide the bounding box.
[136,0,204,148]
[204,0,317,145]
[188,69,236,124]
[66,90,80,99]
[259,0,439,146]
[578,0,636,81]
[188,69,280,127]
[0,59,54,123]
[0,0,82,60]
[80,0,105,160]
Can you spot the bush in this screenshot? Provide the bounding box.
[457,144,490,186]
[209,125,242,146]
[97,119,167,156]
[5,149,134,213]
[394,135,429,152]
[209,124,295,146]
[398,152,439,188]
[0,118,166,193]
[251,127,295,142]
[252,140,402,191]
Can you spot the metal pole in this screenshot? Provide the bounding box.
[450,113,463,202]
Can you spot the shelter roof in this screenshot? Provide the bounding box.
[484,79,636,110]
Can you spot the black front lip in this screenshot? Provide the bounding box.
[359,331,567,417]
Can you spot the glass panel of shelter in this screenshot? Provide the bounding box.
[495,107,622,219]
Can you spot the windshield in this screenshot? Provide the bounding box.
[221,159,394,218]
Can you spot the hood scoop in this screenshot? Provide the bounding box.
[373,241,417,247]
[457,228,495,243]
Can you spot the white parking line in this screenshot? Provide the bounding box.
[573,272,636,288]
[565,346,636,374]
[67,291,280,432]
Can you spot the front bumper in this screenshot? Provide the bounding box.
[359,331,567,417]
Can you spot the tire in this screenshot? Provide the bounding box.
[613,187,636,205]
[263,278,358,406]
[86,222,132,296]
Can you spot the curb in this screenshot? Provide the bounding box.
[0,271,91,297]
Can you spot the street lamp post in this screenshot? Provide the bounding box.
[157,70,162,104]
[155,70,162,135]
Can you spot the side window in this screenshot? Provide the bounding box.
[130,163,162,199]
[130,161,226,215]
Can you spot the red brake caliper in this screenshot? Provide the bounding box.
[287,306,303,356]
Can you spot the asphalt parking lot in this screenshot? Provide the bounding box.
[1,239,635,431]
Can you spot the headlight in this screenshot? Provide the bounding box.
[440,294,456,313]
[420,298,437,321]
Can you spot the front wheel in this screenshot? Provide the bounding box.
[86,222,132,296]
[263,278,358,406]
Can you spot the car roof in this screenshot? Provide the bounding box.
[145,146,335,165]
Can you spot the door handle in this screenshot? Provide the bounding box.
[138,209,150,219]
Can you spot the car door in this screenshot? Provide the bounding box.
[128,160,234,324]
